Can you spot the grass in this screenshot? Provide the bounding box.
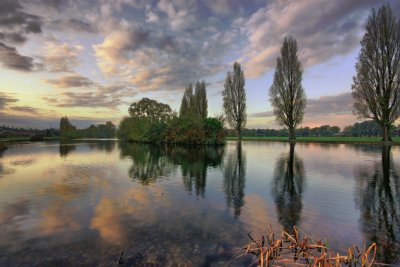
[226,136,400,144]
[0,136,59,142]
[239,226,377,267]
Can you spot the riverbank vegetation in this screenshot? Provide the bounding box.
[241,226,377,267]
[118,82,225,145]
[60,117,116,139]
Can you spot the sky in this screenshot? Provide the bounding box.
[0,0,399,130]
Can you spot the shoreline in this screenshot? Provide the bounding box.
[225,136,400,145]
[3,136,400,146]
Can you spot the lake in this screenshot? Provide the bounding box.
[0,141,399,266]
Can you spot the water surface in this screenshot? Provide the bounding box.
[0,141,398,266]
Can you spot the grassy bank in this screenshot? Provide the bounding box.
[0,136,60,142]
[226,136,400,144]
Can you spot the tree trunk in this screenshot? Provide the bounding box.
[237,128,242,140]
[288,127,296,140]
[382,124,392,142]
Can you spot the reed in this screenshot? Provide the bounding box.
[239,226,377,267]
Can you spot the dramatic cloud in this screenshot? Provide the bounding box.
[0,93,18,110]
[45,74,96,88]
[0,0,42,36]
[9,106,40,114]
[0,111,110,129]
[49,18,97,33]
[249,92,356,128]
[53,91,122,108]
[306,93,353,115]
[239,0,400,77]
[39,39,84,72]
[0,42,34,71]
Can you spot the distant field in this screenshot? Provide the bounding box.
[226,136,400,143]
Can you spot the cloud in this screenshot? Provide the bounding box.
[248,92,356,128]
[0,42,34,71]
[0,0,42,34]
[45,74,95,88]
[50,18,96,33]
[39,39,84,72]
[9,106,40,114]
[239,0,399,78]
[0,92,18,109]
[306,93,353,115]
[249,111,274,118]
[53,91,122,108]
[93,16,236,92]
[0,111,112,129]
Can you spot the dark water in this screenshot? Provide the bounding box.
[0,141,399,266]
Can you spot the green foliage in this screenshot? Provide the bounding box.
[128,97,173,123]
[60,116,76,138]
[222,61,247,139]
[352,4,400,142]
[119,97,222,145]
[117,117,151,142]
[269,36,306,140]
[59,117,116,139]
[179,81,208,120]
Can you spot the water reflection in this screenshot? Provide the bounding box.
[167,146,224,197]
[355,145,400,264]
[59,143,77,158]
[224,142,246,217]
[119,142,173,184]
[88,141,116,153]
[272,143,305,232]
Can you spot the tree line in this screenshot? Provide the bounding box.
[226,121,400,138]
[223,4,400,142]
[60,116,116,139]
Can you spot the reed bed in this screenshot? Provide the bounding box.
[239,226,378,267]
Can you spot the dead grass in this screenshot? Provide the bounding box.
[238,226,378,267]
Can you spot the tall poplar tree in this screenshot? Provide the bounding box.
[352,4,400,142]
[222,62,247,140]
[269,36,306,140]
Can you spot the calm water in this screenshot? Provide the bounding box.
[0,141,399,266]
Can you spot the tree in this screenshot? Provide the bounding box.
[269,36,306,140]
[222,62,247,140]
[352,4,400,142]
[179,84,193,118]
[194,80,207,119]
[59,116,76,137]
[128,98,173,123]
[179,81,208,120]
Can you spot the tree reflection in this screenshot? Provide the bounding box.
[88,141,116,153]
[223,142,246,217]
[59,143,77,158]
[355,145,400,264]
[272,143,305,232]
[119,142,172,184]
[168,146,224,197]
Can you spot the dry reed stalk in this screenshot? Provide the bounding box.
[241,226,377,267]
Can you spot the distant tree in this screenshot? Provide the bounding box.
[59,116,76,137]
[179,81,208,120]
[194,80,208,119]
[129,98,173,123]
[352,4,400,142]
[222,62,247,140]
[179,84,193,118]
[269,36,306,140]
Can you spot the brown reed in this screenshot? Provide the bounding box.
[239,226,378,267]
